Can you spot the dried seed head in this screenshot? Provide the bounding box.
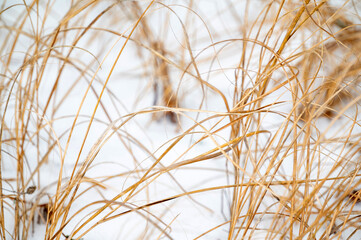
[26,186,36,194]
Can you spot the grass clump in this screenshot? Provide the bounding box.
[1,0,361,239]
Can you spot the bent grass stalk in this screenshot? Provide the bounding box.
[1,0,361,239]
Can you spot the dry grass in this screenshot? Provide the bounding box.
[1,0,361,239]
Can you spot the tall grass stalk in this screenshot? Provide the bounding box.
[1,0,361,239]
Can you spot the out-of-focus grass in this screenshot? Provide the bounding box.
[1,0,361,239]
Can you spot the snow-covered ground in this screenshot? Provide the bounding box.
[2,0,361,239]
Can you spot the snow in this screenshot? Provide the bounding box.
[2,0,361,239]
